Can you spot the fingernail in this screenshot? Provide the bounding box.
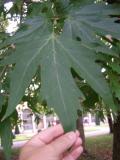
[67,132,76,140]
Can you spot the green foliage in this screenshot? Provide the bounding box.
[0,1,120,159]
[98,42,120,104]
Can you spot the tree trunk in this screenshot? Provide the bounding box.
[107,112,113,134]
[76,113,86,153]
[113,113,120,160]
[15,124,20,135]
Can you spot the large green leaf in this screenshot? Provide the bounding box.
[0,118,12,160]
[1,17,84,131]
[64,3,120,43]
[0,15,115,130]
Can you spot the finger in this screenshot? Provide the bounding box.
[75,130,80,137]
[63,155,74,160]
[27,124,64,146]
[71,146,83,159]
[62,138,82,159]
[63,146,83,160]
[72,137,82,150]
[50,132,77,155]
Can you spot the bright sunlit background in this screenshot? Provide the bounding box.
[4,2,19,33]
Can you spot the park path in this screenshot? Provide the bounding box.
[85,127,109,137]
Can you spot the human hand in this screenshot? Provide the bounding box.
[19,125,83,160]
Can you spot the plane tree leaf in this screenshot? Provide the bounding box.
[1,17,84,131]
[0,14,116,130]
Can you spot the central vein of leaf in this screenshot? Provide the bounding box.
[52,37,69,121]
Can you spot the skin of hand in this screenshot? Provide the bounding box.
[19,125,83,160]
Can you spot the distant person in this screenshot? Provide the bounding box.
[19,124,83,160]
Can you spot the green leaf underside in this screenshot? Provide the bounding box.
[0,15,116,131]
[0,119,12,160]
[64,3,120,42]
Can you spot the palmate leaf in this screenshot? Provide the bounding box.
[64,3,120,43]
[0,15,116,131]
[1,17,84,131]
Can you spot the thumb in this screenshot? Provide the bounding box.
[49,132,77,155]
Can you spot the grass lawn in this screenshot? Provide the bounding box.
[0,134,113,160]
[13,134,33,142]
[81,134,113,160]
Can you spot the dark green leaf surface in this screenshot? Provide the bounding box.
[0,15,116,130]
